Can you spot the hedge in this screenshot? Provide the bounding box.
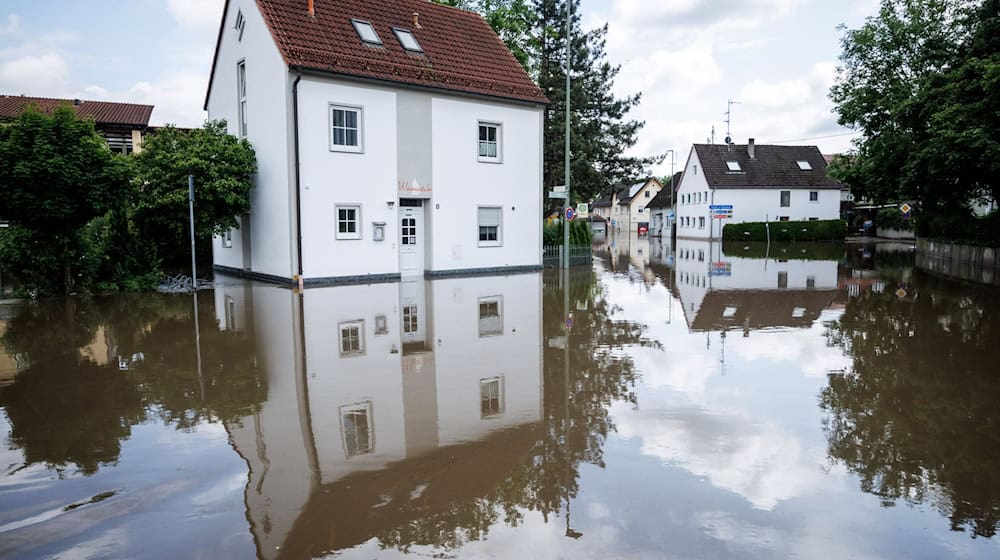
[722,241,846,261]
[722,219,846,242]
[544,220,592,246]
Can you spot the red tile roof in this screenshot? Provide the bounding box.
[207,0,547,107]
[0,95,154,128]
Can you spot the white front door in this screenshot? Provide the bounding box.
[399,205,424,276]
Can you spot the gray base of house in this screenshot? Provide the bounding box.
[213,263,542,287]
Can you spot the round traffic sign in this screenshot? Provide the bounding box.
[565,207,576,221]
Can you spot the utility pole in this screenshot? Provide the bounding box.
[188,174,197,285]
[562,0,572,270]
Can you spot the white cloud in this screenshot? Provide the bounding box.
[166,0,225,31]
[123,72,208,126]
[0,53,69,95]
[0,14,19,35]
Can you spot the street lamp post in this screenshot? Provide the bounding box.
[562,0,573,270]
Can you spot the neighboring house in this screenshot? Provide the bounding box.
[0,94,153,155]
[647,171,683,237]
[615,177,664,232]
[205,0,546,285]
[675,140,842,240]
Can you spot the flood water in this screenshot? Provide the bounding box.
[2,236,1000,559]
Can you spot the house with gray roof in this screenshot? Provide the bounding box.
[674,139,842,239]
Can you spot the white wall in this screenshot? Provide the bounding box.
[675,149,841,240]
[430,97,542,272]
[297,77,400,279]
[208,0,294,278]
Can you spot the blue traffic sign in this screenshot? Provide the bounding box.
[709,204,733,210]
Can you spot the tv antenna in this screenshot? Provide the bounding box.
[723,99,741,145]
[707,125,715,144]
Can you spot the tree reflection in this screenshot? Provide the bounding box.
[373,269,655,552]
[821,272,1000,537]
[0,293,265,474]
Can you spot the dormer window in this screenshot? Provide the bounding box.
[393,28,423,52]
[797,160,813,170]
[352,19,382,45]
[234,10,246,41]
[726,161,741,172]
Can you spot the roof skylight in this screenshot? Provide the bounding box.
[394,28,423,52]
[725,161,741,172]
[797,160,813,170]
[352,19,382,45]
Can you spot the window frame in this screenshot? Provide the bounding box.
[780,190,791,207]
[477,205,503,247]
[809,190,819,202]
[338,320,366,357]
[478,295,503,338]
[480,377,505,419]
[335,204,363,240]
[339,401,374,457]
[351,19,383,45]
[329,104,364,153]
[222,229,233,248]
[725,160,741,172]
[234,9,246,42]
[477,121,503,163]
[797,160,813,170]
[236,60,247,138]
[392,27,423,52]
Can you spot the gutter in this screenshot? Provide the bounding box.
[292,68,304,280]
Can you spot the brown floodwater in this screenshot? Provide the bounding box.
[1,238,999,559]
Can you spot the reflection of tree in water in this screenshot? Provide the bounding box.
[821,272,1000,537]
[0,293,265,474]
[376,269,656,552]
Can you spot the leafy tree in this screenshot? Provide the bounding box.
[132,120,256,266]
[0,105,130,294]
[830,0,1000,239]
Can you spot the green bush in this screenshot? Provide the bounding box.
[544,220,592,246]
[876,208,915,232]
[722,219,847,242]
[722,241,846,261]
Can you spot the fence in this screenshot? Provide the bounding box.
[543,245,593,267]
[915,238,999,286]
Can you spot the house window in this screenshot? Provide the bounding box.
[339,320,365,356]
[778,272,788,289]
[726,161,741,171]
[222,229,233,248]
[237,61,247,138]
[699,217,705,229]
[645,191,651,198]
[638,207,644,214]
[351,19,382,45]
[779,216,790,222]
[809,191,819,202]
[403,305,418,334]
[393,28,423,52]
[780,190,791,207]
[340,402,373,457]
[797,160,813,170]
[234,9,246,41]
[480,377,504,418]
[792,307,806,318]
[336,205,361,239]
[807,276,816,289]
[478,296,502,337]
[375,314,388,335]
[694,164,698,175]
[809,217,819,221]
[478,122,501,162]
[478,206,502,246]
[330,105,363,152]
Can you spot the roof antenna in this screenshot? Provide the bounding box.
[724,99,740,146]
[708,125,715,144]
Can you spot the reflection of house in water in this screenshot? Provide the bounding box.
[673,239,839,333]
[593,231,655,282]
[214,273,542,558]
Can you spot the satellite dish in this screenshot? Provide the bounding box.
[724,136,732,145]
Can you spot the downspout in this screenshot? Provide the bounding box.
[292,68,305,281]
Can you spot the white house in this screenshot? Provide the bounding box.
[674,140,842,240]
[591,177,663,232]
[205,0,546,285]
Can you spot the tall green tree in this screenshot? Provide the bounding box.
[830,0,1000,238]
[0,105,130,294]
[132,120,256,266]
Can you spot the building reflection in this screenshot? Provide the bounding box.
[672,239,840,333]
[217,273,545,558]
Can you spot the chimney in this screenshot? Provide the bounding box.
[748,138,755,160]
[413,12,422,29]
[73,99,81,106]
[307,0,314,17]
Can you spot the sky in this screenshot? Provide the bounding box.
[0,0,879,176]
